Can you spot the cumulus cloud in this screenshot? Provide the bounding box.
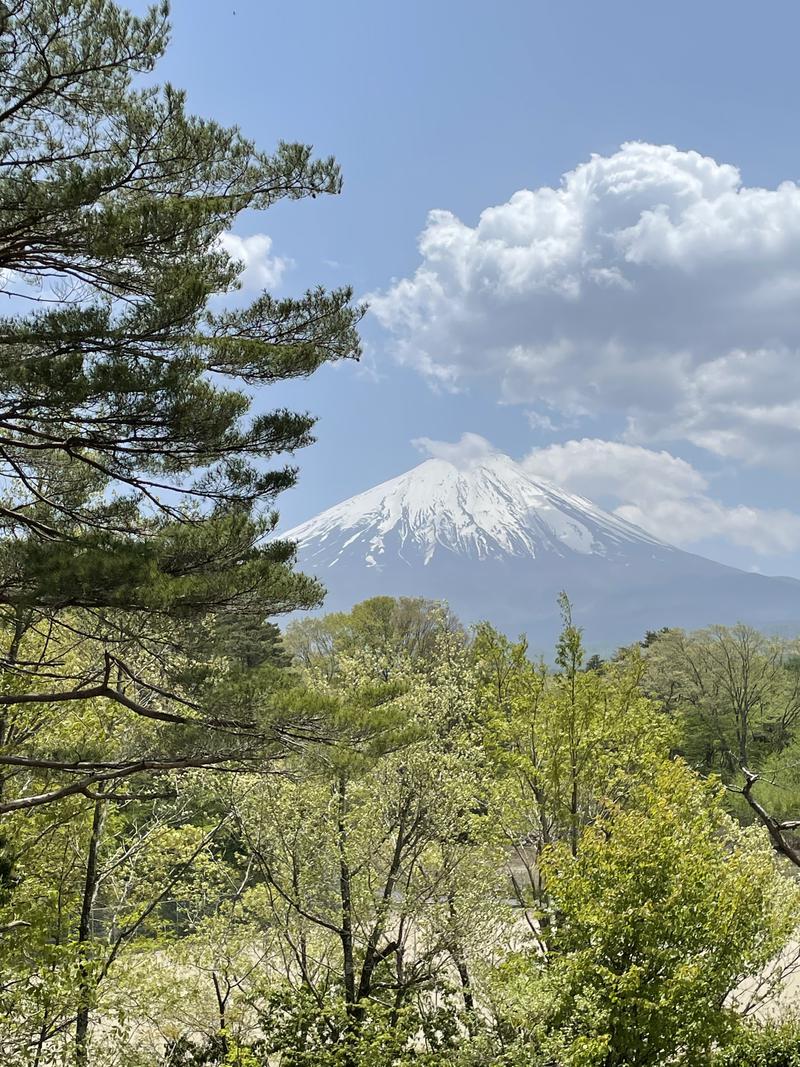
[217,232,290,290]
[412,431,500,469]
[523,438,800,556]
[370,143,800,466]
[521,440,707,508]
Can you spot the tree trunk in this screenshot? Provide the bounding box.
[75,791,106,1067]
[0,605,29,804]
[336,776,356,1010]
[211,971,229,1054]
[335,776,359,1067]
[447,896,474,1014]
[355,797,410,1006]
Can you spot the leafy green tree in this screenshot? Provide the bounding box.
[0,0,362,804]
[139,617,503,1065]
[643,626,800,772]
[0,759,240,1064]
[583,654,604,673]
[284,597,462,681]
[494,761,800,1067]
[0,608,318,816]
[473,612,672,934]
[643,626,800,866]
[713,1020,800,1066]
[4,601,799,1064]
[232,634,501,1048]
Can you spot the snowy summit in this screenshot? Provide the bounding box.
[282,451,664,571]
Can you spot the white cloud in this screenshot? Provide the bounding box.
[521,439,707,508]
[410,432,800,555]
[370,143,800,466]
[217,232,290,290]
[525,409,559,432]
[412,431,500,469]
[613,497,800,556]
[523,438,800,556]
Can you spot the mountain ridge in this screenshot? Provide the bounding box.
[280,452,800,651]
[284,453,668,568]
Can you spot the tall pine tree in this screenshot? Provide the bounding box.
[0,0,363,808]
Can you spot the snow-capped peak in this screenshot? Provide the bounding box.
[280,451,666,570]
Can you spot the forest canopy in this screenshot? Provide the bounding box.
[4,594,800,1065]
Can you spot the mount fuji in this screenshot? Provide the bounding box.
[281,451,800,652]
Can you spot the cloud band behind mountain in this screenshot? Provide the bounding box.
[415,433,800,556]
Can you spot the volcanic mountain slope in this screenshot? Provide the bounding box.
[280,451,800,652]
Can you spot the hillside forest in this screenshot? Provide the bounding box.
[3,3,800,1065]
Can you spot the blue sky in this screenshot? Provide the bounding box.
[158,0,800,576]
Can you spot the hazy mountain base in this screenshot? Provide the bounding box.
[294,541,800,656]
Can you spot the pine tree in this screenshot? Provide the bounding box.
[0,0,363,806]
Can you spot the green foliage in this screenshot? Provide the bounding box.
[713,1021,800,1066]
[162,990,467,1067]
[3,600,800,1062]
[284,596,462,681]
[556,592,584,674]
[0,0,362,616]
[225,622,503,1031]
[164,1033,260,1067]
[249,986,464,1066]
[0,833,15,907]
[642,625,800,863]
[495,760,799,1066]
[643,625,800,779]
[474,617,673,878]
